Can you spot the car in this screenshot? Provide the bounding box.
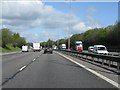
[88,46,94,52]
[93,45,109,55]
[28,46,33,52]
[44,47,53,54]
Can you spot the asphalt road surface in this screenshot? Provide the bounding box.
[2,51,118,88]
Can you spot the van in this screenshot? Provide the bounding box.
[93,45,109,55]
[22,46,28,52]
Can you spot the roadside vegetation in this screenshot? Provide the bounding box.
[41,22,120,52]
[0,22,119,53]
[0,28,26,53]
[1,44,21,53]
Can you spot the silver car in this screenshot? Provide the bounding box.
[88,46,94,53]
[93,45,109,55]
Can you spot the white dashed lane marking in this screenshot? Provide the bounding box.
[32,59,36,62]
[19,66,26,71]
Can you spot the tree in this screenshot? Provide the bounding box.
[12,33,26,48]
[26,42,32,46]
[1,28,13,48]
[12,33,20,47]
[58,39,66,45]
[1,28,26,48]
[44,22,120,51]
[46,39,55,47]
[0,30,2,47]
[17,37,26,48]
[41,42,47,47]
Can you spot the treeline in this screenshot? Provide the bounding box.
[41,22,120,52]
[82,22,120,51]
[0,28,26,48]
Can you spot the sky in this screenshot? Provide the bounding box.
[0,0,119,43]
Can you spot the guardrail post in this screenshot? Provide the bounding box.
[77,54,79,58]
[84,55,86,60]
[68,52,69,55]
[117,62,120,71]
[73,53,75,56]
[70,52,72,56]
[80,54,82,59]
[85,55,88,61]
[81,54,83,59]
[108,60,111,68]
[71,52,73,56]
[76,53,78,58]
[97,58,99,62]
[91,56,93,62]
[73,53,75,57]
[81,55,83,59]
[92,57,94,62]
[111,61,113,65]
[102,59,104,66]
[73,53,74,57]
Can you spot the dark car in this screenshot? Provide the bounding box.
[44,47,53,54]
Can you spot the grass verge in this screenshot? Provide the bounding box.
[0,44,21,53]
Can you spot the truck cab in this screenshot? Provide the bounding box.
[75,41,83,52]
[60,44,66,50]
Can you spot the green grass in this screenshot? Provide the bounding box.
[0,44,21,53]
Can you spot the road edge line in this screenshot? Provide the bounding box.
[56,51,120,89]
[1,51,22,56]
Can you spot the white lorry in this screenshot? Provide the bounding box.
[75,41,83,52]
[33,43,41,52]
[60,44,66,50]
[22,45,28,52]
[52,45,57,50]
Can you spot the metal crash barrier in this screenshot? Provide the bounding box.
[56,50,120,72]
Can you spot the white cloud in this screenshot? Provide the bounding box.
[20,31,59,42]
[86,7,100,27]
[73,22,86,31]
[1,0,101,42]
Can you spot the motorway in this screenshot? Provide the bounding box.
[2,50,119,88]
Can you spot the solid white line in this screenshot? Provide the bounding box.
[1,51,22,56]
[32,59,36,62]
[19,66,26,71]
[56,52,120,89]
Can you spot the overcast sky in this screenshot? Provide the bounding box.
[1,0,118,42]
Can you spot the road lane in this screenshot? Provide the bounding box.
[3,51,117,88]
[0,51,22,56]
[2,51,43,84]
[2,52,34,63]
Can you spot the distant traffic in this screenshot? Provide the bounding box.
[21,41,111,56]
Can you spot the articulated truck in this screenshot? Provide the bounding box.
[75,41,83,52]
